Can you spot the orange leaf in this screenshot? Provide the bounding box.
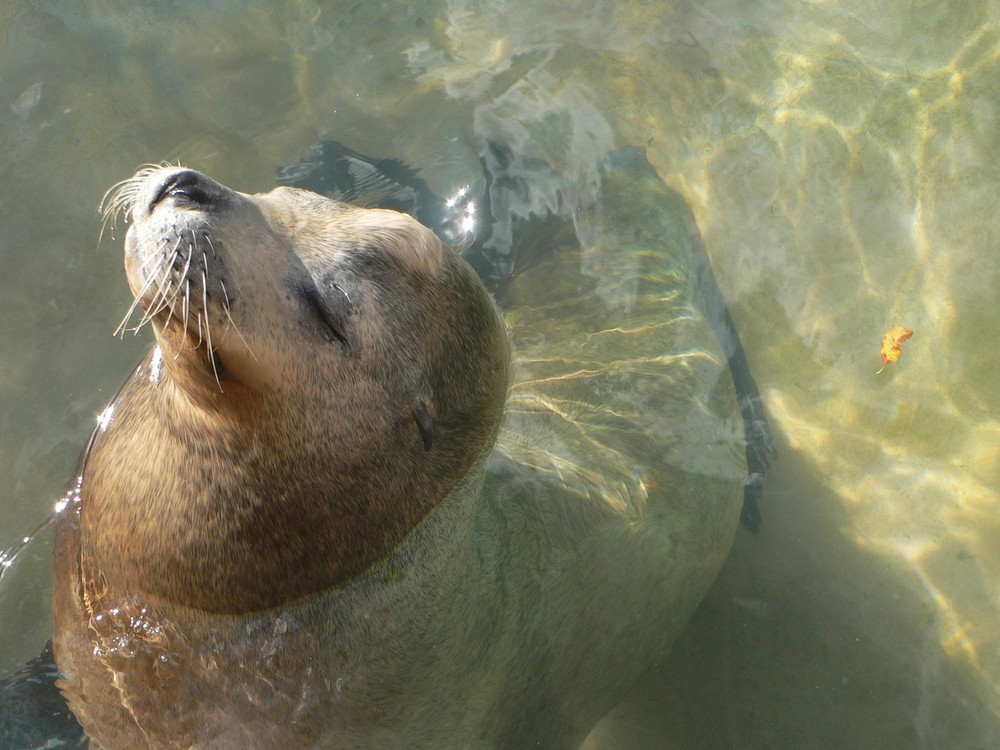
[876,326,913,374]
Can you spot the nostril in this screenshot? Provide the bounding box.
[150,170,216,211]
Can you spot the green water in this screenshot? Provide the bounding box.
[1,1,998,747]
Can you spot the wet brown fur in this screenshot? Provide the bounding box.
[52,166,743,749]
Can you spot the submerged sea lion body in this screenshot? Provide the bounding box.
[51,151,747,748]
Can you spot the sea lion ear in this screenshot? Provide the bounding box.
[413,401,434,451]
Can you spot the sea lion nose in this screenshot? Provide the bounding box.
[148,169,226,213]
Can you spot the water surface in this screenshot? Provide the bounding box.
[1,1,998,747]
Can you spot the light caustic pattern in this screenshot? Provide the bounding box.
[663,8,1000,713]
[410,0,1000,721]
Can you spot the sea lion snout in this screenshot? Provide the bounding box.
[130,167,234,223]
[147,168,227,214]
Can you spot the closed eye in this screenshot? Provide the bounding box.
[303,283,350,348]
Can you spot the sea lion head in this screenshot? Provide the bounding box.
[84,166,510,613]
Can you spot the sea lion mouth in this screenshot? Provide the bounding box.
[102,167,239,387]
[118,226,234,386]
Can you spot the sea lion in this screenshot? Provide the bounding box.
[49,150,750,749]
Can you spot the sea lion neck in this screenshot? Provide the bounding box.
[79,339,502,615]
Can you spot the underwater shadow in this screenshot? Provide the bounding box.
[584,423,1000,750]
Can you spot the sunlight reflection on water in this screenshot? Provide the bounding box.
[1,0,998,747]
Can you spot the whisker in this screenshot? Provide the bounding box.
[218,280,258,362]
[140,235,191,327]
[98,185,128,243]
[136,238,170,277]
[194,309,204,349]
[155,234,193,318]
[202,268,222,391]
[135,265,175,331]
[113,257,166,337]
[219,278,231,331]
[161,247,192,313]
[98,163,172,242]
[176,280,192,359]
[162,294,178,334]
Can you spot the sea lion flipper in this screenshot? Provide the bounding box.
[0,641,86,748]
[277,139,487,255]
[277,139,573,293]
[276,139,437,218]
[498,145,772,529]
[596,147,775,530]
[278,140,775,528]
[661,164,777,531]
